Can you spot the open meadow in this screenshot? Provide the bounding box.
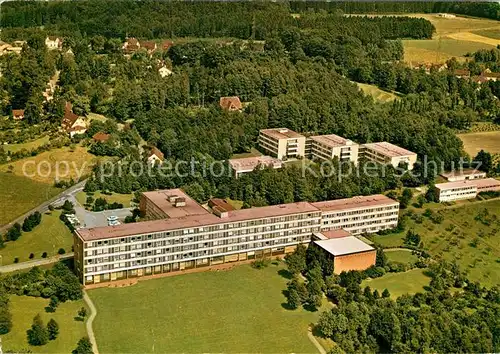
[0,146,99,185]
[375,199,500,287]
[457,130,500,156]
[0,210,73,265]
[2,295,87,353]
[361,269,430,299]
[356,82,399,103]
[0,173,60,226]
[89,263,328,353]
[3,136,50,154]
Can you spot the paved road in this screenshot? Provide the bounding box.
[0,253,74,273]
[0,180,87,234]
[83,291,100,354]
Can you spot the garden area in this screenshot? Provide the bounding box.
[89,263,329,353]
[374,199,500,287]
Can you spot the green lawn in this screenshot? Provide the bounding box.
[230,147,262,159]
[75,191,133,208]
[362,269,430,299]
[375,199,500,287]
[89,263,328,353]
[386,250,419,265]
[356,82,399,103]
[2,295,87,353]
[0,172,60,226]
[472,29,500,40]
[0,210,73,265]
[3,136,50,154]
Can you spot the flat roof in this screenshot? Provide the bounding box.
[260,128,304,140]
[312,194,398,212]
[319,229,351,239]
[363,142,416,158]
[310,134,354,148]
[228,155,282,172]
[141,189,210,218]
[434,178,500,190]
[77,201,319,241]
[435,180,478,190]
[440,169,486,179]
[314,236,374,256]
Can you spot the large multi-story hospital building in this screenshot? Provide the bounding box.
[74,189,399,285]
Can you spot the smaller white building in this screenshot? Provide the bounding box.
[147,147,164,166]
[361,142,417,170]
[45,36,63,50]
[440,169,487,182]
[435,178,500,202]
[228,155,282,178]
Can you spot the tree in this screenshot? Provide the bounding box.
[382,288,391,298]
[287,287,301,310]
[474,150,493,173]
[399,188,413,209]
[27,314,49,346]
[284,244,307,275]
[72,337,93,354]
[58,248,66,255]
[48,296,59,312]
[78,307,87,320]
[375,248,388,267]
[6,223,22,241]
[47,318,59,340]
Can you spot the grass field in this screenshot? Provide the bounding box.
[457,130,500,156]
[356,82,399,103]
[76,191,133,208]
[0,210,73,265]
[0,146,100,184]
[361,269,430,299]
[473,29,500,40]
[0,173,60,226]
[231,147,262,159]
[89,263,328,353]
[2,295,87,353]
[386,249,419,265]
[375,199,500,287]
[3,136,50,154]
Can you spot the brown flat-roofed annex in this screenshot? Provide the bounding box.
[260,128,304,140]
[76,201,320,241]
[312,194,397,212]
[228,155,282,172]
[363,142,415,157]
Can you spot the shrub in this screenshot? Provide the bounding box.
[251,258,270,269]
[57,248,65,255]
[29,253,34,259]
[41,252,48,258]
[13,258,19,264]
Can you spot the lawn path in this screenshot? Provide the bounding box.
[307,328,326,354]
[84,291,100,354]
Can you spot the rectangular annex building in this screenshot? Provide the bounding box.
[258,128,306,160]
[74,190,400,285]
[307,134,359,164]
[360,142,417,170]
[313,236,376,274]
[435,178,500,202]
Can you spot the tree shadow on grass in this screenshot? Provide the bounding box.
[278,268,293,280]
[303,303,319,313]
[281,302,296,310]
[74,316,84,322]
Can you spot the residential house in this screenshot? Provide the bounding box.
[61,102,87,137]
[454,69,470,79]
[122,37,140,53]
[147,147,164,166]
[219,96,242,111]
[141,41,157,54]
[162,40,174,51]
[92,132,111,142]
[158,66,173,78]
[45,36,63,50]
[12,109,25,120]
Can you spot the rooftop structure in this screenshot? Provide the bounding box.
[314,236,374,257]
[92,132,110,142]
[219,96,242,111]
[307,134,359,163]
[312,194,396,213]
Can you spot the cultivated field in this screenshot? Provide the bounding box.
[473,29,500,40]
[457,130,500,156]
[361,269,430,299]
[0,210,73,265]
[2,295,87,353]
[375,199,500,287]
[0,173,60,226]
[404,14,500,63]
[356,82,399,103]
[89,263,328,353]
[0,146,100,184]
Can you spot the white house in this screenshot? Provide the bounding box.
[158,66,172,78]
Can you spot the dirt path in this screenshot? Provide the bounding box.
[83,291,100,354]
[307,328,327,354]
